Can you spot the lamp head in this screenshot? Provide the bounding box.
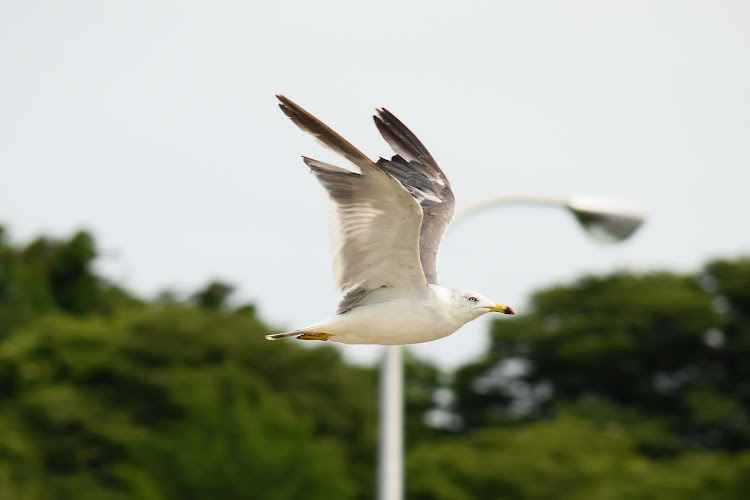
[566,196,645,243]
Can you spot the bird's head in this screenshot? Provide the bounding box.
[448,288,515,323]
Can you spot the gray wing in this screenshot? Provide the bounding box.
[374,108,455,284]
[277,96,428,312]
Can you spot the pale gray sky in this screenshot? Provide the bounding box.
[2,1,749,368]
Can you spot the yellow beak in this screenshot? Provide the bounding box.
[488,304,515,315]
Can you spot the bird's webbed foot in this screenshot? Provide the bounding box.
[296,332,331,341]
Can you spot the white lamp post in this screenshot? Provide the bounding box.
[376,194,645,500]
[377,345,404,500]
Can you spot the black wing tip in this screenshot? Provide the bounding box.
[374,107,397,126]
[276,94,292,105]
[372,108,404,145]
[277,95,311,122]
[277,98,294,118]
[277,94,300,118]
[376,107,393,116]
[373,110,384,127]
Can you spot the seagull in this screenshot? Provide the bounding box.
[267,96,515,345]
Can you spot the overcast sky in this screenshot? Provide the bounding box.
[2,1,749,368]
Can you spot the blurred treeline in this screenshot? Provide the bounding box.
[0,226,749,499]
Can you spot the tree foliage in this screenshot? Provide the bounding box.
[0,306,375,499]
[0,228,138,336]
[1,224,749,499]
[407,415,750,500]
[453,260,750,455]
[0,226,376,499]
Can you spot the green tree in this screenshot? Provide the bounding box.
[6,226,750,498]
[128,366,352,500]
[403,350,445,446]
[406,415,750,500]
[0,297,376,498]
[0,227,139,335]
[191,280,235,310]
[453,260,750,454]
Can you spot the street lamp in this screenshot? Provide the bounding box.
[376,194,645,500]
[455,194,645,242]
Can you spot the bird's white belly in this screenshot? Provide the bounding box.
[321,295,461,345]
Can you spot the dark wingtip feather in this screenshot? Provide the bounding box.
[276,95,375,171]
[373,107,440,173]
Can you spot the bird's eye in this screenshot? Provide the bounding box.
[468,296,478,302]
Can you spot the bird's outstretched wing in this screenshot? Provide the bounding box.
[374,109,455,284]
[277,96,428,312]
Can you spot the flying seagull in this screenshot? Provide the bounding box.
[267,96,515,345]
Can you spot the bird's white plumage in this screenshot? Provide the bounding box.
[267,96,514,345]
[314,286,500,345]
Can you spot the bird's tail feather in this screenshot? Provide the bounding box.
[265,330,303,340]
[266,327,330,341]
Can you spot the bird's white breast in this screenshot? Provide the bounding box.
[319,286,470,345]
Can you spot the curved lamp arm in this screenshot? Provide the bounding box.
[454,193,645,243]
